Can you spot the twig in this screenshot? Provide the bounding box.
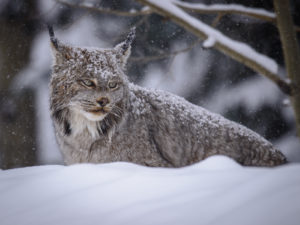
[130,39,201,63]
[56,0,152,17]
[112,15,149,43]
[165,55,176,77]
[211,13,224,27]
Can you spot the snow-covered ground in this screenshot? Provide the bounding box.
[1,156,299,225]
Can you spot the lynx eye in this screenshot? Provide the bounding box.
[108,81,118,89]
[80,79,95,88]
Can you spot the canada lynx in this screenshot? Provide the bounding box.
[48,26,286,167]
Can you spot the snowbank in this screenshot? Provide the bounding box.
[0,156,299,225]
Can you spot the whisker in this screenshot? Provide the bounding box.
[81,102,96,107]
[111,112,121,118]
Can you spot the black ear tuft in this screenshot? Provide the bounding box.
[120,27,136,54]
[47,24,59,50]
[114,27,136,67]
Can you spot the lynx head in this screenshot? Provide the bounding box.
[48,26,135,136]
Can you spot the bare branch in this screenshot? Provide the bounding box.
[56,0,152,17]
[135,0,292,95]
[173,0,276,23]
[130,39,201,63]
[211,13,224,27]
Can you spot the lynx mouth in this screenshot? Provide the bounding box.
[85,107,111,119]
[88,108,108,114]
[80,107,110,121]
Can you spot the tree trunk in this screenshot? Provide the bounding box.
[273,0,300,137]
[0,0,38,169]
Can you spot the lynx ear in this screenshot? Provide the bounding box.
[114,27,136,67]
[47,25,72,63]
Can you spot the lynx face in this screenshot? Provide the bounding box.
[70,75,126,122]
[50,28,135,123]
[63,48,129,122]
[51,47,130,123]
[49,27,135,136]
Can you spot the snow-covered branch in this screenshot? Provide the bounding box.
[136,0,291,95]
[56,0,152,17]
[173,0,276,22]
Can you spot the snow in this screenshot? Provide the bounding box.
[145,0,278,74]
[203,36,216,48]
[1,156,299,225]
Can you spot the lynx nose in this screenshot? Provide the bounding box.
[97,97,110,107]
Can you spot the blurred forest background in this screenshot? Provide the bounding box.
[0,0,299,169]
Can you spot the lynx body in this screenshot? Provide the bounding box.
[49,28,286,167]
